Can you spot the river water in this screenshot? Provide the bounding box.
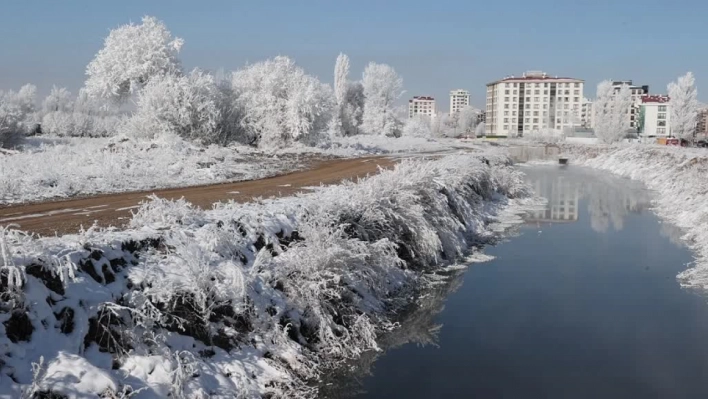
[323,165,708,398]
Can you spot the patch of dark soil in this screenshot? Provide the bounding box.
[55,307,75,334]
[4,310,33,343]
[32,391,68,399]
[79,259,103,284]
[25,263,64,295]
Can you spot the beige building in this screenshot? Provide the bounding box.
[485,71,584,137]
[408,96,436,118]
[639,95,670,137]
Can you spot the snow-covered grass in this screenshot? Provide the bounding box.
[0,152,539,398]
[0,136,312,204]
[563,143,708,290]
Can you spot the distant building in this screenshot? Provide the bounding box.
[639,95,670,137]
[696,108,708,138]
[612,80,649,130]
[450,89,470,114]
[485,70,584,137]
[477,110,486,125]
[580,98,594,128]
[408,96,436,118]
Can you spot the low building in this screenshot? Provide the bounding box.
[639,95,670,138]
[408,96,436,118]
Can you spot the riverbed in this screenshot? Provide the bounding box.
[323,165,708,398]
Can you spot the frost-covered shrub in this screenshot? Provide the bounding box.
[122,70,220,142]
[594,80,632,144]
[231,56,334,148]
[40,88,124,137]
[524,129,565,144]
[84,16,184,104]
[402,116,432,138]
[0,84,37,148]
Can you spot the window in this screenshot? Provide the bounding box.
[535,83,540,87]
[512,111,517,116]
[574,90,579,95]
[513,83,517,87]
[565,97,569,102]
[525,104,530,109]
[513,90,517,95]
[525,118,530,123]
[544,90,548,95]
[504,104,509,109]
[566,83,570,88]
[504,118,509,123]
[505,83,510,87]
[526,90,531,95]
[574,97,579,102]
[505,90,509,94]
[534,97,539,102]
[659,105,667,112]
[534,104,539,109]
[503,125,509,130]
[658,120,667,126]
[535,90,540,95]
[564,104,569,109]
[544,83,549,87]
[657,128,666,135]
[533,118,539,123]
[574,82,580,88]
[658,113,666,119]
[543,97,548,102]
[543,104,548,109]
[504,97,509,102]
[526,97,531,102]
[504,111,509,116]
[543,111,548,116]
[534,111,539,116]
[533,125,539,130]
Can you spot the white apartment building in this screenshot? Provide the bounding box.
[639,95,670,137]
[485,71,584,137]
[408,96,436,118]
[450,89,470,114]
[611,80,649,130]
[580,98,594,128]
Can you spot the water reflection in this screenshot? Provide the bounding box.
[523,166,653,233]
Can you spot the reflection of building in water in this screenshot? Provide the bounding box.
[527,175,579,222]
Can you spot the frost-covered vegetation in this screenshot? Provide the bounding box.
[562,144,708,291]
[0,153,537,398]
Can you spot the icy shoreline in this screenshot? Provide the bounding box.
[561,144,708,290]
[0,152,539,398]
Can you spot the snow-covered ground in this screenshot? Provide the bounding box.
[561,143,708,290]
[0,152,540,398]
[0,135,486,205]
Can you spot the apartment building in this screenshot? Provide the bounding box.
[580,98,594,128]
[612,80,649,130]
[408,96,436,118]
[485,71,584,137]
[639,95,670,137]
[696,108,708,138]
[450,89,470,114]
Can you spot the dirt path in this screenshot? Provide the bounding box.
[0,156,396,236]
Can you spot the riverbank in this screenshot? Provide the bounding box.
[0,152,539,398]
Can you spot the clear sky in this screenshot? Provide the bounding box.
[1,0,706,110]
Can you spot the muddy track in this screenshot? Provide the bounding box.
[0,156,396,237]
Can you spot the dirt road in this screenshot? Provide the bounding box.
[0,156,396,236]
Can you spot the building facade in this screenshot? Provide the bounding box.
[612,80,649,130]
[696,108,708,138]
[639,95,670,137]
[485,71,584,137]
[450,89,470,114]
[580,98,594,128]
[408,96,436,118]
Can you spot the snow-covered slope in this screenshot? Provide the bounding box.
[0,153,537,398]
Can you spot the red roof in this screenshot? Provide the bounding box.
[410,96,435,102]
[641,95,670,103]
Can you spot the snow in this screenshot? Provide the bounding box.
[563,143,708,290]
[0,151,541,398]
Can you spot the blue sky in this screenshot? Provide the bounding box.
[0,0,705,110]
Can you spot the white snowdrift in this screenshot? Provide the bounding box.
[0,152,538,398]
[565,144,708,290]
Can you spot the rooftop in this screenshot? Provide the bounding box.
[641,95,670,104]
[488,71,583,85]
[410,96,435,102]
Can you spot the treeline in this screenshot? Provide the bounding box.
[0,16,482,149]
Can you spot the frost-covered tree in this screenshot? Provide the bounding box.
[84,16,184,104]
[457,106,481,136]
[42,86,73,113]
[41,87,124,137]
[330,53,350,136]
[402,115,432,138]
[593,80,632,143]
[343,81,365,136]
[668,72,699,140]
[0,84,37,147]
[231,56,334,148]
[123,70,220,142]
[361,62,404,136]
[474,122,485,137]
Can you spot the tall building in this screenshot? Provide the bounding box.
[450,89,470,114]
[485,71,584,137]
[611,80,649,130]
[639,95,670,137]
[408,96,436,118]
[580,98,594,128]
[696,107,708,138]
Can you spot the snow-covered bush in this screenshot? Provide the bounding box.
[668,72,699,140]
[402,116,433,138]
[361,62,404,136]
[343,81,365,136]
[122,70,220,142]
[457,105,482,136]
[0,84,37,148]
[231,56,334,148]
[524,129,565,143]
[593,80,632,143]
[84,16,184,104]
[40,88,124,137]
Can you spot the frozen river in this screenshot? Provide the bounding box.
[323,165,708,398]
